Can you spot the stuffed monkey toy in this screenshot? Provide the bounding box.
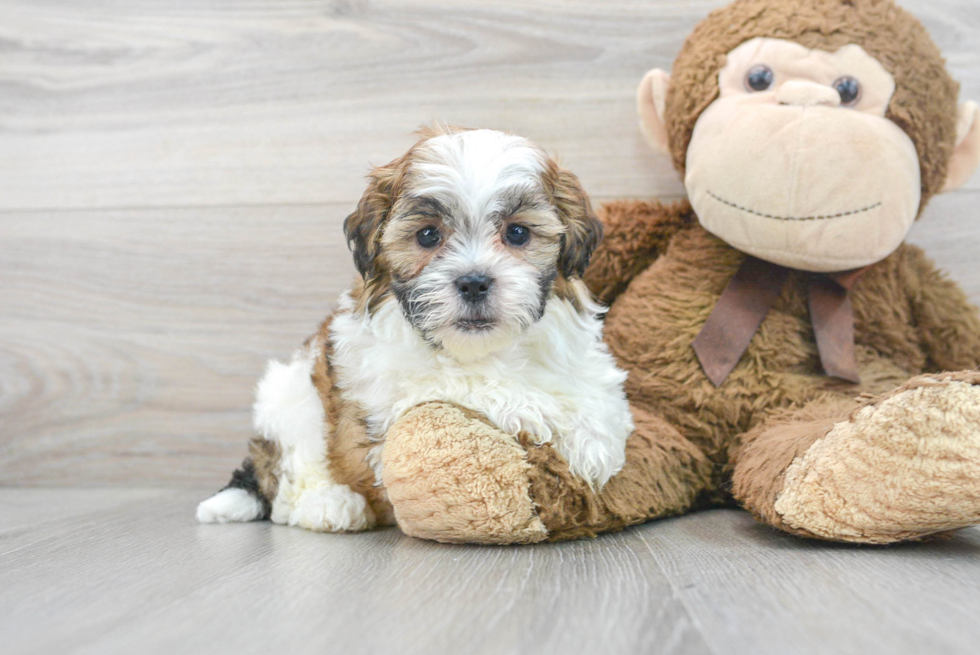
[379,0,980,545]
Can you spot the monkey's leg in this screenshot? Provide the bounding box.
[731,372,980,544]
[382,402,713,544]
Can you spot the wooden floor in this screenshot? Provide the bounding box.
[3,489,980,655]
[4,1,980,653]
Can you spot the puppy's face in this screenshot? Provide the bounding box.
[344,128,602,358]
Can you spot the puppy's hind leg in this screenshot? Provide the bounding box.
[198,340,376,532]
[196,438,278,524]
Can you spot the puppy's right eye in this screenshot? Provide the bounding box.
[504,224,531,247]
[416,226,441,248]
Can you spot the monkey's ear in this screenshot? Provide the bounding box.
[343,168,394,279]
[550,168,603,278]
[942,101,980,192]
[637,68,671,155]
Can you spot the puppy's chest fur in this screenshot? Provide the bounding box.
[328,291,634,488]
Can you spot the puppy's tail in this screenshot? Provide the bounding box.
[196,439,278,524]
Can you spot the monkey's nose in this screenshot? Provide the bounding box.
[455,274,492,303]
[777,80,841,108]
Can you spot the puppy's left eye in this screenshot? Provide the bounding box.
[416,226,441,248]
[504,224,530,247]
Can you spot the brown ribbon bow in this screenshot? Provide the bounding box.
[692,256,866,387]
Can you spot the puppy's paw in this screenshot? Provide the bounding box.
[287,482,376,533]
[196,488,264,524]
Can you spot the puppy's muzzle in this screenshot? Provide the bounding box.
[455,273,493,304]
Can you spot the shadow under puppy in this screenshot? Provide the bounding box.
[197,126,634,542]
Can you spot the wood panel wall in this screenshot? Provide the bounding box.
[2,0,978,485]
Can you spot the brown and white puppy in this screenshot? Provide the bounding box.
[197,127,634,532]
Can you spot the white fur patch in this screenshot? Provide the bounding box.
[253,341,375,532]
[196,488,263,524]
[413,129,547,221]
[331,293,634,489]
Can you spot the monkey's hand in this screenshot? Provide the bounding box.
[382,402,549,545]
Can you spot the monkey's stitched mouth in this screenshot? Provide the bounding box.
[707,191,882,222]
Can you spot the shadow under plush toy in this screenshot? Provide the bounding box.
[201,0,980,545]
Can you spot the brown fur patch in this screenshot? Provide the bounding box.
[583,199,697,306]
[343,128,446,314]
[246,436,282,506]
[540,158,603,279]
[597,207,970,474]
[551,277,593,312]
[523,405,713,541]
[729,398,858,536]
[664,0,959,210]
[577,195,980,543]
[307,317,396,526]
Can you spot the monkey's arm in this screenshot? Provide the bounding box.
[902,245,980,372]
[584,199,694,306]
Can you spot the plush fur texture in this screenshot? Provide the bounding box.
[389,0,980,545]
[384,403,548,545]
[577,200,980,542]
[774,372,980,543]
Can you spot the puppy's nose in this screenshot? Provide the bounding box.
[455,273,492,303]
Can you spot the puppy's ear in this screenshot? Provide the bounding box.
[545,165,603,278]
[343,159,407,280]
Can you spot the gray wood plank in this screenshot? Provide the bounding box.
[0,488,711,655]
[3,489,980,655]
[639,510,980,655]
[0,0,977,212]
[0,488,171,535]
[0,205,356,486]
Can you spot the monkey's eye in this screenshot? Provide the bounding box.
[745,65,774,92]
[833,76,861,106]
[504,224,531,247]
[416,226,441,248]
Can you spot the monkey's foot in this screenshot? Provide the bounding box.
[382,402,547,545]
[775,372,980,544]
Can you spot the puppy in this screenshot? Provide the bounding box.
[197,126,634,533]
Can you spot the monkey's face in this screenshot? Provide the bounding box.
[685,37,921,272]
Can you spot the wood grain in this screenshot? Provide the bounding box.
[0,0,978,212]
[640,509,980,655]
[0,205,357,486]
[2,489,979,655]
[1,0,979,486]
